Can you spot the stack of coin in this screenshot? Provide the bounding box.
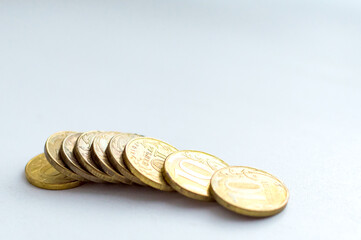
[25,131,289,217]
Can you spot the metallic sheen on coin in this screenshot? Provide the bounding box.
[44,131,86,181]
[75,131,120,183]
[61,133,105,183]
[124,137,177,191]
[163,150,229,201]
[25,153,82,190]
[210,166,289,217]
[107,133,145,185]
[92,132,132,185]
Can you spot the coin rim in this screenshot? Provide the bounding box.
[61,133,105,183]
[91,132,132,185]
[44,131,86,181]
[25,153,83,190]
[210,166,289,217]
[123,137,176,191]
[163,150,229,201]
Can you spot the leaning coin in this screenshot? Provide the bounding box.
[163,150,229,201]
[44,131,86,181]
[123,137,177,191]
[61,133,105,183]
[74,131,120,183]
[210,166,289,217]
[107,133,145,185]
[92,132,132,185]
[25,153,83,190]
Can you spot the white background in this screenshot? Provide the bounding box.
[0,1,360,239]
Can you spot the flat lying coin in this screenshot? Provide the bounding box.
[92,132,131,185]
[124,137,177,191]
[163,150,229,201]
[25,153,82,190]
[210,166,289,217]
[61,133,105,183]
[44,131,86,181]
[75,131,120,183]
[107,133,145,185]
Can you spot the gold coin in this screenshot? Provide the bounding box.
[107,133,145,185]
[163,150,229,201]
[61,133,105,183]
[44,131,86,181]
[124,137,177,191]
[92,132,132,185]
[25,153,82,190]
[210,166,289,217]
[74,131,120,183]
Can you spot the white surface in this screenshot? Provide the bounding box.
[0,1,360,239]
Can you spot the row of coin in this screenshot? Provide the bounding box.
[25,130,289,217]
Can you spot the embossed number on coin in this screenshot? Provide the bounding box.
[163,150,228,201]
[25,153,82,190]
[124,137,177,191]
[210,166,289,217]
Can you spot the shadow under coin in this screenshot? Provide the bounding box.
[71,183,271,222]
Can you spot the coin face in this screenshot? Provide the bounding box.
[107,133,144,185]
[44,131,86,181]
[92,132,131,185]
[61,133,105,183]
[124,137,177,191]
[163,150,229,201]
[210,166,289,217]
[75,131,120,183]
[25,153,83,190]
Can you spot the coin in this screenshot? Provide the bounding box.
[92,132,132,185]
[25,153,83,190]
[163,150,229,201]
[210,166,289,217]
[44,131,86,181]
[74,131,120,183]
[107,133,145,185]
[123,137,177,191]
[61,133,105,183]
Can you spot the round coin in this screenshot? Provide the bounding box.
[107,133,145,185]
[163,150,229,201]
[25,153,83,190]
[44,131,86,181]
[92,132,132,185]
[210,166,289,217]
[74,131,120,183]
[61,133,105,183]
[124,137,177,191]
